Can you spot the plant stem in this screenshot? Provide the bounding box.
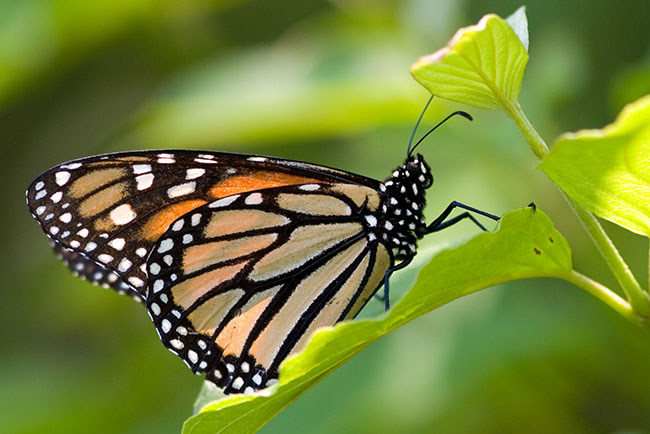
[505,101,549,159]
[561,270,639,324]
[567,197,650,319]
[503,99,650,320]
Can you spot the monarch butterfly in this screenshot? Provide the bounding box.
[26,108,499,395]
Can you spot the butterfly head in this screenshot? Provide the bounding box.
[379,153,433,259]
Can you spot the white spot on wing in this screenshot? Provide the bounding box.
[171,219,184,231]
[51,191,63,203]
[108,238,126,250]
[149,262,161,275]
[136,173,154,190]
[232,377,244,390]
[209,195,239,208]
[157,238,173,253]
[186,168,205,180]
[118,258,132,272]
[152,279,164,292]
[129,276,144,287]
[110,204,137,225]
[365,215,377,227]
[55,171,71,186]
[133,164,151,174]
[299,184,320,191]
[167,181,196,198]
[61,163,82,170]
[98,254,113,264]
[59,213,72,223]
[245,192,263,205]
[247,156,266,162]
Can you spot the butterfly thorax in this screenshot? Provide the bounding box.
[375,153,433,261]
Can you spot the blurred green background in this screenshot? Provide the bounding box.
[4,0,650,433]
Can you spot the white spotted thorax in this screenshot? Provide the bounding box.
[369,153,433,260]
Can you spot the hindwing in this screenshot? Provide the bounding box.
[145,183,392,394]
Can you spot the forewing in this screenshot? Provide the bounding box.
[146,183,392,394]
[26,150,377,300]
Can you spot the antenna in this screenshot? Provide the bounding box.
[408,111,472,157]
[406,95,434,157]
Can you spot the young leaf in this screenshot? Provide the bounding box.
[541,94,650,237]
[410,9,529,110]
[182,207,572,434]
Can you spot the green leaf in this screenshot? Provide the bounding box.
[182,207,572,434]
[410,9,529,110]
[540,94,650,237]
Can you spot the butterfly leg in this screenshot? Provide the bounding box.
[376,256,414,311]
[425,201,499,234]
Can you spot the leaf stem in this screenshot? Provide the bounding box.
[503,100,549,159]
[568,197,650,319]
[504,99,650,320]
[561,270,639,324]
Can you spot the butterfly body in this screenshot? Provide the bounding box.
[26,149,488,395]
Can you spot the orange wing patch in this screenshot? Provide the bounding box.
[172,261,249,309]
[292,252,371,355]
[343,244,390,320]
[189,287,246,335]
[209,172,319,199]
[204,210,290,239]
[182,233,278,274]
[69,167,126,199]
[248,238,367,368]
[216,286,281,356]
[140,199,207,241]
[276,193,352,216]
[78,182,129,218]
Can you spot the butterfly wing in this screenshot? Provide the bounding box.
[26,150,378,301]
[52,242,133,296]
[146,182,393,394]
